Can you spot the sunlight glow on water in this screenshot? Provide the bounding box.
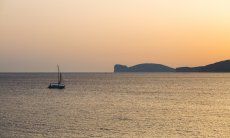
[0,73,230,137]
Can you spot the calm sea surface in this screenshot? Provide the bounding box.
[0,73,229,137]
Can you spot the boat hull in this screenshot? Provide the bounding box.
[48,83,65,89]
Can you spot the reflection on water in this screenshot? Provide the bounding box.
[0,73,230,137]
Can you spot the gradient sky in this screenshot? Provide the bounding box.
[1,0,230,72]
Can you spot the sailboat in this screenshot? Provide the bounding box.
[48,65,65,89]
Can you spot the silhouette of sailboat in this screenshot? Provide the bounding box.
[48,65,65,89]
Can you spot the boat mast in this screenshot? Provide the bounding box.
[57,65,60,84]
[60,73,62,83]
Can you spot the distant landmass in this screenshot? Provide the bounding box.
[114,63,175,72]
[114,60,230,72]
[176,60,230,72]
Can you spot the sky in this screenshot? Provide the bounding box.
[0,0,230,72]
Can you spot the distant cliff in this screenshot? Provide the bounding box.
[176,60,230,72]
[114,60,230,72]
[114,63,175,72]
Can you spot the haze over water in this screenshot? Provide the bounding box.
[1,73,229,137]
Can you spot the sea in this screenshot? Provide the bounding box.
[0,73,229,137]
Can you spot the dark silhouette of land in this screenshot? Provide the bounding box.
[114,63,175,72]
[176,60,230,72]
[114,60,230,72]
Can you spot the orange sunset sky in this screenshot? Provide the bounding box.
[0,0,230,72]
